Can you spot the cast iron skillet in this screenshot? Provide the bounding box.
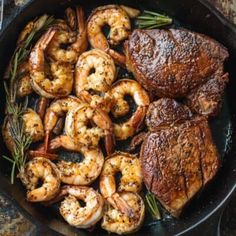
[0,0,236,235]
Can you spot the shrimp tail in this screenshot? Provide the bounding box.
[109,193,134,218]
[44,130,50,153]
[65,7,77,30]
[29,129,59,160]
[94,107,115,155]
[32,135,80,155]
[72,6,88,54]
[108,48,126,68]
[129,131,147,152]
[37,27,56,50]
[105,131,115,156]
[131,106,147,132]
[37,97,49,119]
[29,28,56,72]
[79,90,93,104]
[76,6,86,32]
[30,135,62,157]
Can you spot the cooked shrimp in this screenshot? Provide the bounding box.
[4,15,50,81]
[22,108,44,142]
[47,7,88,63]
[57,146,104,185]
[43,96,83,152]
[75,49,116,109]
[37,135,104,185]
[87,5,131,66]
[19,157,61,202]
[107,79,150,140]
[100,152,142,216]
[102,192,145,235]
[35,134,104,185]
[51,186,104,229]
[2,109,44,153]
[29,28,74,98]
[44,96,83,135]
[65,104,115,155]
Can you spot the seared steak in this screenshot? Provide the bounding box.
[186,73,228,116]
[146,98,192,131]
[125,29,229,116]
[140,99,220,217]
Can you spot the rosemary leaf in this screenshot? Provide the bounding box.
[145,192,161,220]
[2,155,15,163]
[11,162,16,184]
[3,14,55,183]
[136,10,172,29]
[143,10,168,18]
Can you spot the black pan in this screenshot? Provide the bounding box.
[0,0,236,235]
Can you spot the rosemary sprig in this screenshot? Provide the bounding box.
[3,14,55,184]
[136,10,172,29]
[145,192,161,220]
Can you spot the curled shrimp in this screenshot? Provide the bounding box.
[47,7,88,63]
[43,96,83,153]
[87,5,131,66]
[7,16,51,97]
[75,49,116,110]
[57,148,104,185]
[100,152,142,217]
[38,135,104,185]
[19,157,61,202]
[29,28,74,98]
[2,109,44,153]
[107,79,150,140]
[64,104,115,155]
[49,185,104,229]
[102,192,145,235]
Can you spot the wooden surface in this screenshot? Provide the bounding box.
[208,0,236,23]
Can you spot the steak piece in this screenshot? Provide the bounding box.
[146,98,192,131]
[140,98,220,217]
[186,73,229,116]
[125,28,229,116]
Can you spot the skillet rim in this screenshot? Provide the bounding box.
[0,0,236,235]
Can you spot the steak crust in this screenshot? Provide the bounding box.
[186,73,229,116]
[125,28,229,116]
[140,99,220,217]
[145,98,192,131]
